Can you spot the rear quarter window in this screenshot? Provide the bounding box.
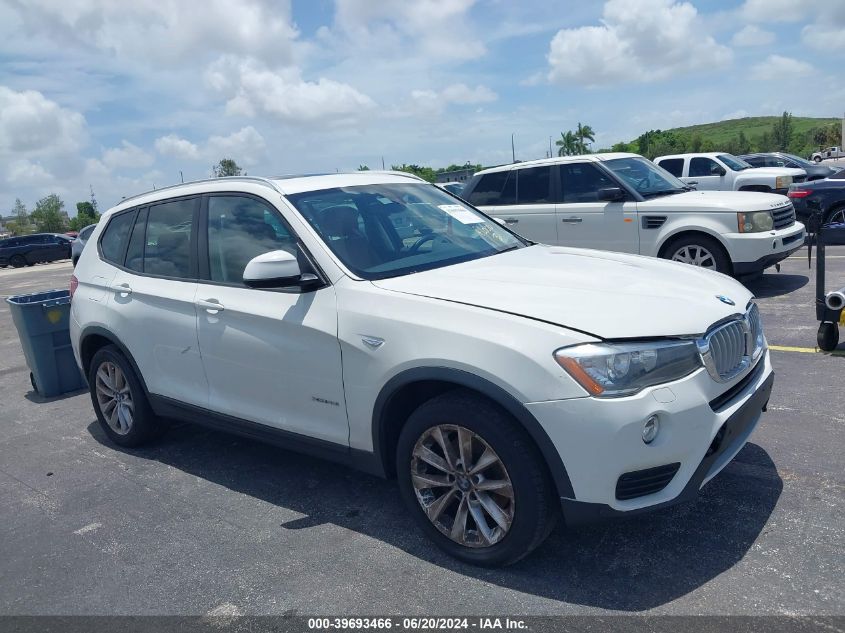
[100,211,136,265]
[658,158,684,177]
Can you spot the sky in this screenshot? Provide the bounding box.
[0,0,843,216]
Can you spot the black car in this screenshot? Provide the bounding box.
[788,169,845,245]
[0,233,73,268]
[740,152,836,181]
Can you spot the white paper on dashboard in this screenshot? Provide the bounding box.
[438,204,484,224]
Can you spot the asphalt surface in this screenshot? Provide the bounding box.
[0,252,843,616]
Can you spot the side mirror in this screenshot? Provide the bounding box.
[597,187,626,202]
[243,250,319,290]
[715,166,727,176]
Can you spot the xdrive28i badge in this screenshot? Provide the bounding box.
[716,295,735,306]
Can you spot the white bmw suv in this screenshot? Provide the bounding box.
[70,172,774,566]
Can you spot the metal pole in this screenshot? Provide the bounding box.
[511,134,515,163]
[180,170,184,183]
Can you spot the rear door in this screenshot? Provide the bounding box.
[104,197,208,407]
[466,169,558,243]
[556,161,639,253]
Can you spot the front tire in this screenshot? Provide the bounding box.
[9,254,26,268]
[88,345,165,447]
[818,322,839,352]
[396,390,558,566]
[662,234,732,275]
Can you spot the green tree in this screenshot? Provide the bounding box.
[357,164,370,171]
[771,111,794,151]
[575,122,596,153]
[212,158,243,177]
[555,131,578,156]
[690,133,703,153]
[31,194,67,233]
[69,201,100,232]
[6,198,33,235]
[390,163,437,182]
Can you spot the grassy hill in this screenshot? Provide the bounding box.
[663,116,840,147]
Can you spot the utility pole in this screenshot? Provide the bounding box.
[180,170,184,183]
[549,136,553,158]
[382,156,385,170]
[511,133,515,163]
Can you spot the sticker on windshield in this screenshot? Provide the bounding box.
[438,204,484,224]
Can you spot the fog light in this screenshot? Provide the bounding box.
[642,415,660,444]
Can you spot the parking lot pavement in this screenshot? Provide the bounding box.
[0,251,843,616]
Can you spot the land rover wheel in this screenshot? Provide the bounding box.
[663,234,731,276]
[396,390,558,567]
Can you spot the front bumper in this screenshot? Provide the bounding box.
[526,350,774,524]
[729,222,805,275]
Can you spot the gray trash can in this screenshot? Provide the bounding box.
[7,289,87,397]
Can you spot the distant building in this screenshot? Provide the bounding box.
[435,167,476,184]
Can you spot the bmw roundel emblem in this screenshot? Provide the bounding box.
[716,295,735,306]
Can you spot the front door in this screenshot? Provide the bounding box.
[194,194,348,446]
[685,157,726,190]
[556,161,639,253]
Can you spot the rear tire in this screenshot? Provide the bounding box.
[88,345,165,447]
[661,234,732,276]
[10,255,26,268]
[396,390,558,567]
[818,322,839,352]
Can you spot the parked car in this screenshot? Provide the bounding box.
[462,153,805,276]
[437,182,466,196]
[810,147,845,163]
[71,172,774,566]
[0,233,73,268]
[654,152,805,194]
[72,223,98,266]
[739,152,835,181]
[787,169,845,245]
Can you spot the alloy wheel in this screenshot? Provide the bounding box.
[95,361,134,435]
[671,244,717,269]
[410,424,514,548]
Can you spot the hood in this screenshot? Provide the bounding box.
[741,167,805,179]
[638,190,790,212]
[372,245,753,339]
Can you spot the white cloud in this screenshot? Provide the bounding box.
[547,0,732,87]
[155,135,200,160]
[205,56,375,124]
[750,55,814,81]
[410,83,497,115]
[207,126,265,166]
[739,0,805,23]
[6,0,299,67]
[801,5,845,51]
[731,25,774,47]
[0,85,86,156]
[331,0,484,62]
[102,140,153,170]
[5,159,53,186]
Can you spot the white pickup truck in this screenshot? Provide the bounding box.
[462,153,806,277]
[811,147,845,163]
[654,152,806,195]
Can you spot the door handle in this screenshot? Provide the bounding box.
[197,298,225,314]
[504,218,519,224]
[561,217,583,224]
[110,282,132,296]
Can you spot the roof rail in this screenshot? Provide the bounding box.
[116,175,283,207]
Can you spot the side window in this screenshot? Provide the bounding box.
[659,158,684,177]
[144,199,196,278]
[690,157,721,177]
[207,196,297,284]
[516,167,551,204]
[559,162,615,203]
[100,211,135,265]
[466,171,515,206]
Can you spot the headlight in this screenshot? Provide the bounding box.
[737,211,774,233]
[554,340,702,398]
[775,176,792,189]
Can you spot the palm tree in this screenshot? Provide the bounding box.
[555,131,578,157]
[575,122,595,154]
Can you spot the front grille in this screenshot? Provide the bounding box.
[782,232,803,246]
[641,215,667,229]
[772,204,796,230]
[699,304,764,383]
[616,463,681,500]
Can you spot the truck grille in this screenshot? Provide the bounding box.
[616,463,681,500]
[698,304,764,383]
[772,204,796,230]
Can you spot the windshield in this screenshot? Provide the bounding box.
[286,183,525,280]
[603,157,688,198]
[718,154,752,171]
[781,153,814,168]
